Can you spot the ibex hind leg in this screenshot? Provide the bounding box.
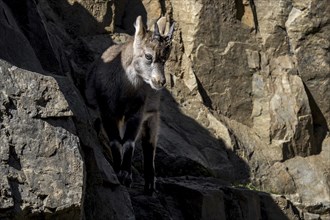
[141,113,159,196]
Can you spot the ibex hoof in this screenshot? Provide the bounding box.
[118,170,132,187]
[144,183,157,196]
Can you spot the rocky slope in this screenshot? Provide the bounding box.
[0,0,329,219]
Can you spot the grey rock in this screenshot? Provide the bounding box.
[0,60,84,219]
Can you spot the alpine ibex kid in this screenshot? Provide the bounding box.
[85,16,175,194]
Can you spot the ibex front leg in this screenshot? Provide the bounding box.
[141,113,159,195]
[103,118,122,174]
[119,112,143,187]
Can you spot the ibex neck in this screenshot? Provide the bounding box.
[121,39,144,89]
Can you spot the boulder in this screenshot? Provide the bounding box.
[0,60,83,219]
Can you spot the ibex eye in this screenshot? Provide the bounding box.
[145,54,153,61]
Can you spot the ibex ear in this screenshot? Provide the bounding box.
[134,16,145,50]
[166,22,175,41]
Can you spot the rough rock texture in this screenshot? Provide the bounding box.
[0,1,134,219]
[0,0,329,219]
[0,60,84,219]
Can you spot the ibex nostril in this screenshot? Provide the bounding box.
[152,76,166,87]
[160,79,166,86]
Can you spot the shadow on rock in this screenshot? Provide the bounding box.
[0,0,301,219]
[130,90,297,219]
[303,83,329,154]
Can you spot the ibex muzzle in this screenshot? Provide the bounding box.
[85,15,175,195]
[150,64,166,89]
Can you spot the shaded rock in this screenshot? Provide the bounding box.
[113,0,147,34]
[47,0,114,36]
[3,0,63,74]
[260,194,300,220]
[0,1,44,73]
[158,178,227,220]
[156,90,246,181]
[129,182,176,220]
[129,176,302,220]
[156,177,300,220]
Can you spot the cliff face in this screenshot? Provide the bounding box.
[0,0,329,219]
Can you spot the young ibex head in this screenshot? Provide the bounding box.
[133,16,175,90]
